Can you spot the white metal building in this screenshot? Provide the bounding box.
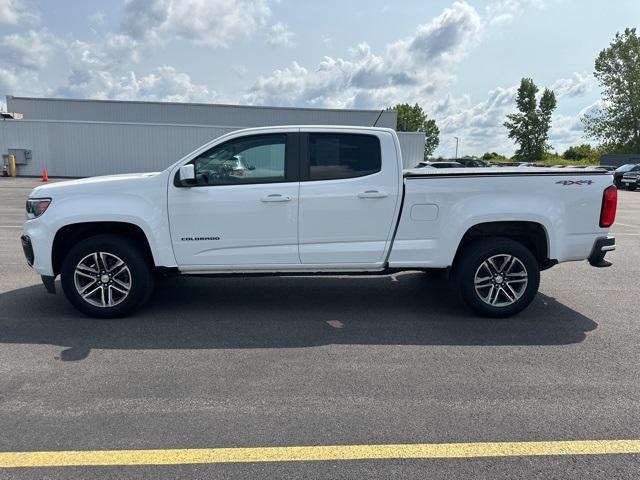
[1,96,426,177]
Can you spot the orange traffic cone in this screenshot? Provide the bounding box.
[42,168,49,182]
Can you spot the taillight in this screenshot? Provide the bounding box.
[600,185,617,228]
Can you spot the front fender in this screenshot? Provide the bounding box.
[24,192,175,276]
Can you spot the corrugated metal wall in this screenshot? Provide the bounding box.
[1,120,425,177]
[1,97,424,177]
[396,132,425,168]
[7,96,397,129]
[0,120,236,177]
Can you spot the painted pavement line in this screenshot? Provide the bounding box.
[1,440,640,468]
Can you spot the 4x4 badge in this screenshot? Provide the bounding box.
[556,180,594,186]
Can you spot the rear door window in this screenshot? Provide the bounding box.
[308,133,381,181]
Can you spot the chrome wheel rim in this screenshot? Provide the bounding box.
[474,254,528,307]
[73,252,132,308]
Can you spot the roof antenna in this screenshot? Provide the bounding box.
[372,108,385,127]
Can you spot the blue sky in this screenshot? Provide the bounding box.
[0,0,638,156]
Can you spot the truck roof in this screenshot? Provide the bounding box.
[230,125,397,134]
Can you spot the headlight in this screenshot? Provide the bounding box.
[26,198,52,219]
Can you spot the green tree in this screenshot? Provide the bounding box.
[583,28,640,153]
[393,103,440,158]
[504,78,557,161]
[562,144,593,161]
[482,152,508,162]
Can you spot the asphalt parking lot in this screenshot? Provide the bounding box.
[1,177,639,479]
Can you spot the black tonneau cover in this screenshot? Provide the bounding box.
[403,167,610,178]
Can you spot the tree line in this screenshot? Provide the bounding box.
[392,27,640,163]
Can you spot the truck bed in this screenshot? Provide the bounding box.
[390,166,614,269]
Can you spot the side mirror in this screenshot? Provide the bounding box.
[178,164,196,186]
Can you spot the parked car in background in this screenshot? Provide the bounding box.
[415,161,464,169]
[621,169,640,190]
[613,164,640,188]
[455,158,491,168]
[493,162,531,167]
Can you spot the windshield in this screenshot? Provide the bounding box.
[615,164,637,172]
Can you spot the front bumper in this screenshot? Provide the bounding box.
[21,234,56,294]
[20,235,34,267]
[588,236,615,267]
[22,219,55,277]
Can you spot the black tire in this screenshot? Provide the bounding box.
[454,237,540,318]
[627,185,637,191]
[60,234,154,318]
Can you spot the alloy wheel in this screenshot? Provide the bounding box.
[474,254,528,307]
[73,252,132,308]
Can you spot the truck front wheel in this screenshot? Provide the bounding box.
[455,238,540,318]
[60,235,154,318]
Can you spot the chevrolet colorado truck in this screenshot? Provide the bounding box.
[21,126,617,318]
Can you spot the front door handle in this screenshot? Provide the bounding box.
[261,194,292,202]
[358,190,388,199]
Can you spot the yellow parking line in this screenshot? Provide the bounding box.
[1,440,640,468]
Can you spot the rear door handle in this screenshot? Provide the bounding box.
[261,194,292,202]
[358,190,388,199]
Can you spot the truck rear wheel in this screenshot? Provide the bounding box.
[60,235,154,318]
[455,238,540,318]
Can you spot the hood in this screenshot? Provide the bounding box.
[29,172,162,198]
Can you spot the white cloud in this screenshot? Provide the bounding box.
[122,0,271,48]
[402,1,482,64]
[0,0,39,25]
[548,101,602,152]
[58,65,216,103]
[486,0,545,25]
[1,29,61,70]
[267,22,295,47]
[245,1,482,108]
[135,66,217,102]
[0,0,19,23]
[433,85,519,155]
[0,66,51,99]
[551,72,594,98]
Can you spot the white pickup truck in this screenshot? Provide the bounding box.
[22,126,617,318]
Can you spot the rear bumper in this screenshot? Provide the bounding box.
[621,178,639,185]
[588,236,615,267]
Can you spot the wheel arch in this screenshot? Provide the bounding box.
[452,221,552,270]
[52,222,155,276]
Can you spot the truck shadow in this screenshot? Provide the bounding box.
[0,273,597,361]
